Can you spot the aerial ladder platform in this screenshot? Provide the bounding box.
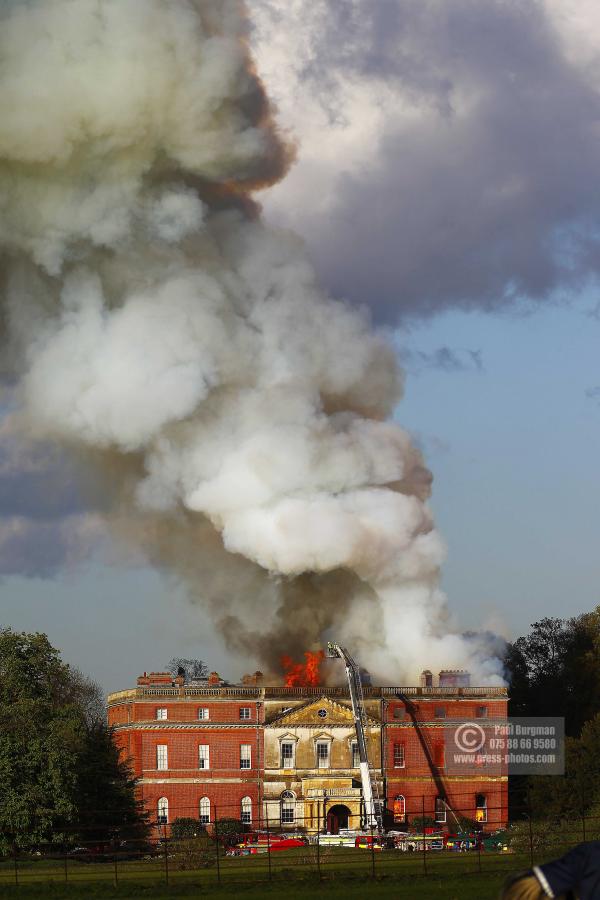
[327,642,384,834]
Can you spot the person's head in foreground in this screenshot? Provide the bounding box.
[501,841,600,900]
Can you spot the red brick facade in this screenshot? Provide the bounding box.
[107,672,508,834]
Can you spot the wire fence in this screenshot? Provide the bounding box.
[0,788,594,890]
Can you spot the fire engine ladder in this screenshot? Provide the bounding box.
[327,642,383,834]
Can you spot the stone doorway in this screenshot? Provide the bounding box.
[327,804,351,834]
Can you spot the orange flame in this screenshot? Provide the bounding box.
[281,650,325,687]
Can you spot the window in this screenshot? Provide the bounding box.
[199,745,210,770]
[240,744,251,769]
[351,741,360,768]
[199,797,210,825]
[281,741,295,769]
[280,791,295,825]
[239,707,251,720]
[198,708,209,720]
[316,741,330,769]
[156,744,168,770]
[156,708,167,720]
[241,796,252,825]
[393,706,405,720]
[434,706,446,718]
[476,706,488,719]
[393,795,406,822]
[475,794,488,823]
[157,797,168,825]
[434,797,447,823]
[393,743,405,768]
[433,743,445,768]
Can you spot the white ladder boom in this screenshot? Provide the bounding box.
[327,641,383,833]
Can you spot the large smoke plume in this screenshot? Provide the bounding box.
[0,0,503,683]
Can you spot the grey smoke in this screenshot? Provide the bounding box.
[0,0,504,682]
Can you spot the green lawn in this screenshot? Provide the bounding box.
[0,849,527,900]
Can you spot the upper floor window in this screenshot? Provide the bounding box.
[316,741,330,769]
[156,744,168,770]
[241,796,252,825]
[240,744,252,769]
[393,706,405,720]
[157,796,168,825]
[198,745,210,770]
[156,708,167,720]
[476,706,488,719]
[239,707,251,720]
[393,742,405,768]
[199,796,210,825]
[281,741,295,769]
[351,741,360,768]
[434,706,446,719]
[198,708,210,720]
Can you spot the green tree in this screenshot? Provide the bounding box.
[505,610,600,736]
[0,629,86,852]
[0,628,148,852]
[73,719,149,843]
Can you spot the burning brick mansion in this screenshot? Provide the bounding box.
[107,658,508,835]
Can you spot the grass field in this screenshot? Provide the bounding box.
[0,848,532,900]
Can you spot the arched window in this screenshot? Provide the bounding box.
[241,796,252,825]
[199,796,210,825]
[280,790,295,825]
[157,797,168,825]
[393,795,406,822]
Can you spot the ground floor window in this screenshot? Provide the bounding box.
[475,794,487,823]
[393,794,406,822]
[281,790,295,824]
[241,796,252,825]
[157,797,168,825]
[434,796,446,823]
[200,796,210,825]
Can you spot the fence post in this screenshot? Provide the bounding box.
[163,822,169,886]
[421,796,427,874]
[63,842,68,882]
[316,801,322,880]
[214,805,221,885]
[12,842,18,887]
[580,778,587,842]
[526,785,534,868]
[266,802,272,881]
[370,820,376,879]
[113,834,119,889]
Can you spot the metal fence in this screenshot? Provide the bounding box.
[0,788,594,891]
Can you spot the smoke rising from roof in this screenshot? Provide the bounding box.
[0,0,503,683]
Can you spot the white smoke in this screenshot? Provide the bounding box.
[0,0,504,683]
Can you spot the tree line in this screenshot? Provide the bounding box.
[504,607,600,821]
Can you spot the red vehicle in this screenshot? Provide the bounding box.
[228,836,307,857]
[355,835,383,851]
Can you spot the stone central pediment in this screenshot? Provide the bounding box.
[268,695,379,727]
